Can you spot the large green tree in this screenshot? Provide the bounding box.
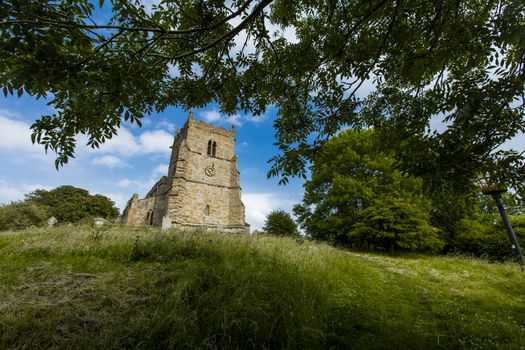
[27,185,119,223]
[1,0,524,191]
[293,129,439,248]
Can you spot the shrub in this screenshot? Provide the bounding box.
[350,197,444,253]
[451,215,525,261]
[0,201,49,231]
[263,210,298,236]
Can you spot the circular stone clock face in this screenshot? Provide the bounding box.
[204,163,216,177]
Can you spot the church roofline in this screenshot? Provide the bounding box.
[182,109,236,136]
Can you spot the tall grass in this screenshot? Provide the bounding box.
[0,225,524,349]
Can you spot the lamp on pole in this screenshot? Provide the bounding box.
[477,173,525,266]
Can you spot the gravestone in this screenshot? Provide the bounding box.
[47,217,57,227]
[161,216,171,230]
[93,217,106,227]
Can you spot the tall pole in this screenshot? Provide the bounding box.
[491,192,525,265]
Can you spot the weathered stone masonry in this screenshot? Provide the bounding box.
[121,111,250,233]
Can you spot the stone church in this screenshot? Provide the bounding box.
[121,111,250,233]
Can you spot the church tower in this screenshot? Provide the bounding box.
[121,111,250,233]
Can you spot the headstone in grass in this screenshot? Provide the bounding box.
[47,216,57,227]
[94,217,106,227]
[161,216,172,230]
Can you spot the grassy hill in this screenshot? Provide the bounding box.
[0,226,524,349]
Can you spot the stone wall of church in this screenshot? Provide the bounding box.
[122,114,248,233]
[121,194,157,226]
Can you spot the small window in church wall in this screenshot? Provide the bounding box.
[212,141,217,156]
[204,205,210,216]
[147,210,154,225]
[207,140,212,155]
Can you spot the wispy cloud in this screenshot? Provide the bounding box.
[157,120,176,133]
[116,163,169,198]
[88,128,172,156]
[0,179,52,204]
[242,192,299,231]
[200,108,266,127]
[240,167,258,176]
[92,155,128,168]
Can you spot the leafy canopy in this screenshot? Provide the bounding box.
[27,185,119,223]
[350,197,444,253]
[263,209,298,236]
[1,0,524,190]
[294,129,431,244]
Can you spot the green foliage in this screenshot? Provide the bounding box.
[350,197,444,253]
[1,1,524,191]
[0,226,524,348]
[294,129,439,251]
[478,192,524,215]
[0,201,49,231]
[263,209,298,236]
[26,185,119,223]
[452,215,525,261]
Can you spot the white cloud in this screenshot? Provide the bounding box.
[157,120,176,133]
[139,130,173,153]
[0,113,57,166]
[0,115,33,152]
[202,110,222,122]
[116,163,168,196]
[152,163,168,177]
[0,180,52,204]
[240,167,258,176]
[200,108,266,127]
[89,127,173,156]
[202,109,242,126]
[116,178,152,191]
[0,115,41,153]
[242,192,298,231]
[92,155,128,168]
[117,179,132,188]
[103,192,129,212]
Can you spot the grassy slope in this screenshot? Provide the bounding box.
[0,226,524,349]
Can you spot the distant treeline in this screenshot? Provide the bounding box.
[0,185,119,230]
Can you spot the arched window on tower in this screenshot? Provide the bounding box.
[207,140,212,155]
[204,205,210,216]
[212,141,217,157]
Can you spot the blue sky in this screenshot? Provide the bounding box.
[0,95,305,230]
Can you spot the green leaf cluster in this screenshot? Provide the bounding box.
[25,185,119,223]
[350,197,444,253]
[0,201,49,231]
[451,214,525,261]
[294,129,442,251]
[262,209,298,236]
